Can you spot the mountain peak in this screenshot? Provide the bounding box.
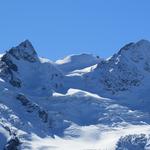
[136,39,150,45]
[118,39,150,57]
[7,40,38,62]
[18,39,34,49]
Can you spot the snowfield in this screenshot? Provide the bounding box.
[1,39,150,150]
[23,125,150,150]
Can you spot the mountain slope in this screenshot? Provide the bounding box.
[86,40,150,92]
[0,40,65,96]
[0,39,150,149]
[75,40,150,111]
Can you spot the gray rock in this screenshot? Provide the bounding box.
[116,134,147,150]
[8,40,38,62]
[4,136,20,150]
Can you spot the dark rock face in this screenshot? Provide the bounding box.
[0,61,11,80]
[89,55,143,94]
[9,79,21,88]
[4,137,20,150]
[16,94,48,123]
[8,40,38,62]
[0,57,21,88]
[16,94,29,106]
[1,54,18,72]
[116,134,147,150]
[38,110,48,123]
[0,124,21,150]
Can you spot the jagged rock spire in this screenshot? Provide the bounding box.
[0,40,38,88]
[8,40,38,62]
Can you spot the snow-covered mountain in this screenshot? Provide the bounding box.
[55,53,102,73]
[0,39,150,150]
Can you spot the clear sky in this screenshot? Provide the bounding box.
[0,0,150,60]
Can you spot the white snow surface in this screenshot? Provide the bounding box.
[1,39,150,149]
[55,53,101,73]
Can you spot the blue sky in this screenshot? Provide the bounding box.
[0,0,150,60]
